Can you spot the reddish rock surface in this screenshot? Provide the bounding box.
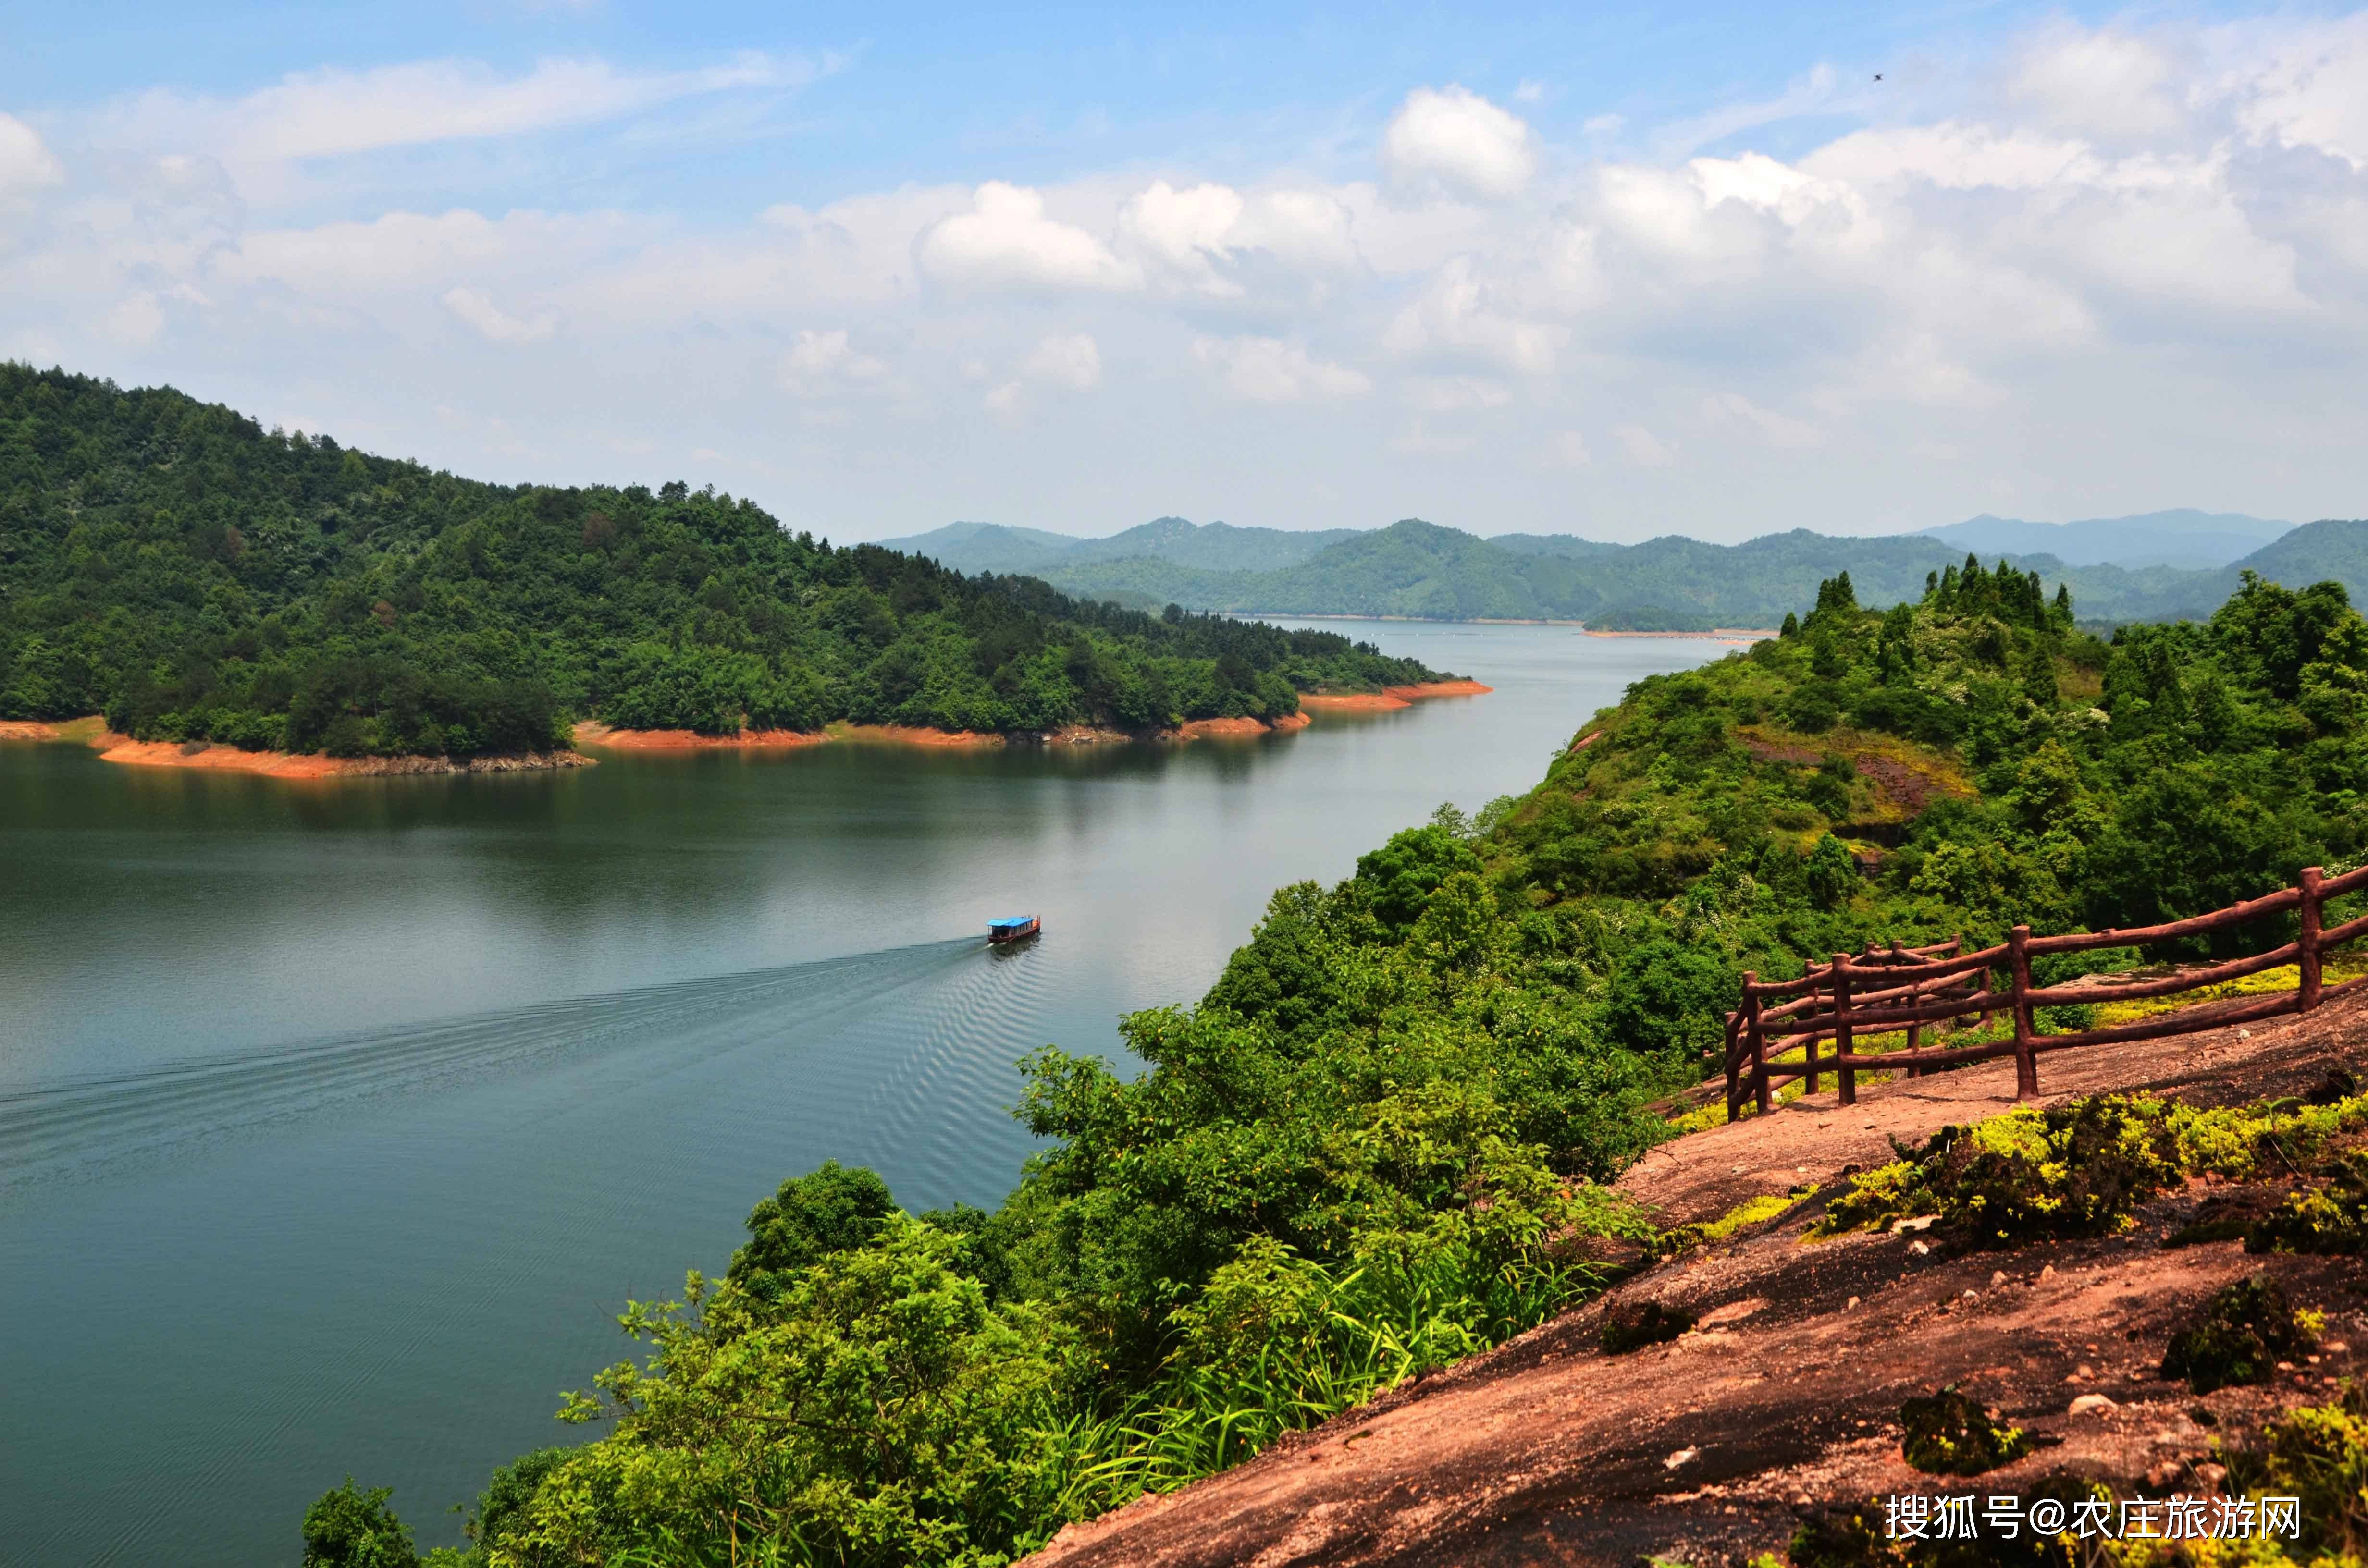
[1027,994,2368,1568]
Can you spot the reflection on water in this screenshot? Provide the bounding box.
[0,621,1737,1566]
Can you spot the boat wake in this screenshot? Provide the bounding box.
[0,939,1022,1196]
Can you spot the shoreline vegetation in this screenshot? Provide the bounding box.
[0,689,1509,773]
[0,715,595,777]
[575,712,1330,751]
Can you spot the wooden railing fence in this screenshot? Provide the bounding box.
[1719,862,2368,1122]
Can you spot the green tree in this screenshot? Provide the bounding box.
[302,1480,419,1568]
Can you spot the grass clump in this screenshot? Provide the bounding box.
[1599,1299,1698,1354]
[2160,1273,2323,1394]
[1658,1190,1814,1257]
[1899,1385,2034,1476]
[1817,1094,2182,1244]
[1814,1090,2368,1248]
[2247,1151,2368,1257]
[2261,1390,2368,1564]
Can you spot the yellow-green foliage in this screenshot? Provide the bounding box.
[1814,1090,2368,1245]
[1659,1189,1813,1256]
[2264,1396,2368,1563]
[1702,1191,1808,1240]
[2091,955,2368,1030]
[2248,1152,2368,1256]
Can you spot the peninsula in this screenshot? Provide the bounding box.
[0,368,1460,772]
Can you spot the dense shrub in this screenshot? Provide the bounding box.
[2160,1272,2322,1393]
[1898,1385,2032,1475]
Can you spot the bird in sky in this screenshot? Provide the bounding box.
[1874,72,1884,81]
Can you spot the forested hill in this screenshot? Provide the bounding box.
[0,366,1440,757]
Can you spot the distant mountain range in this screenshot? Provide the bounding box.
[1913,510,2291,570]
[877,514,2368,629]
[892,518,1362,578]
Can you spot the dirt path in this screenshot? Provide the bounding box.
[1027,994,2368,1568]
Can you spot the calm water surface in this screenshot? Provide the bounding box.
[0,622,1738,1565]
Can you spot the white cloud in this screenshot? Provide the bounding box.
[1702,392,1824,448]
[1236,189,1362,271]
[1803,123,2103,192]
[2008,25,2181,140]
[1654,64,1839,157]
[108,52,808,166]
[1406,375,1511,412]
[1110,180,1363,293]
[1616,424,1678,466]
[440,285,558,343]
[1382,86,1536,203]
[226,208,651,294]
[2238,13,2368,169]
[914,182,1140,294]
[1117,180,1245,294]
[1023,333,1102,390]
[1513,80,1547,105]
[1383,257,1565,373]
[1193,336,1370,402]
[781,329,888,397]
[0,114,65,196]
[1545,431,1594,468]
[104,292,166,345]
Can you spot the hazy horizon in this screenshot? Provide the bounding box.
[876,507,2301,546]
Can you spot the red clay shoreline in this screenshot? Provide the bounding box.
[581,714,1318,751]
[0,689,1456,778]
[0,715,592,777]
[1299,678,1494,712]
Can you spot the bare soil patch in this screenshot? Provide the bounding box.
[573,722,827,751]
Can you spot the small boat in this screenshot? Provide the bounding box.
[987,915,1041,944]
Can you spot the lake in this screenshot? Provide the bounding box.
[0,622,1738,1566]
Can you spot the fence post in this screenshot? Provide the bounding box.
[1803,975,1822,1096]
[1723,1010,1741,1120]
[2009,924,2038,1100]
[1903,974,1924,1079]
[2300,866,2324,1013]
[1744,974,1770,1116]
[1966,936,1990,1032]
[1832,953,1857,1106]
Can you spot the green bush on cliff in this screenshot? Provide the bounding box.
[1816,1095,2183,1244]
[1815,1089,2368,1247]
[2247,1151,2368,1256]
[2161,1273,2323,1394]
[1898,1385,2032,1475]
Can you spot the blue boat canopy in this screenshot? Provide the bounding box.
[988,916,1037,930]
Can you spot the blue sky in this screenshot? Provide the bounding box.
[3,1,2365,541]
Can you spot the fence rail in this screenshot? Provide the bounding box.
[1719,863,2368,1122]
